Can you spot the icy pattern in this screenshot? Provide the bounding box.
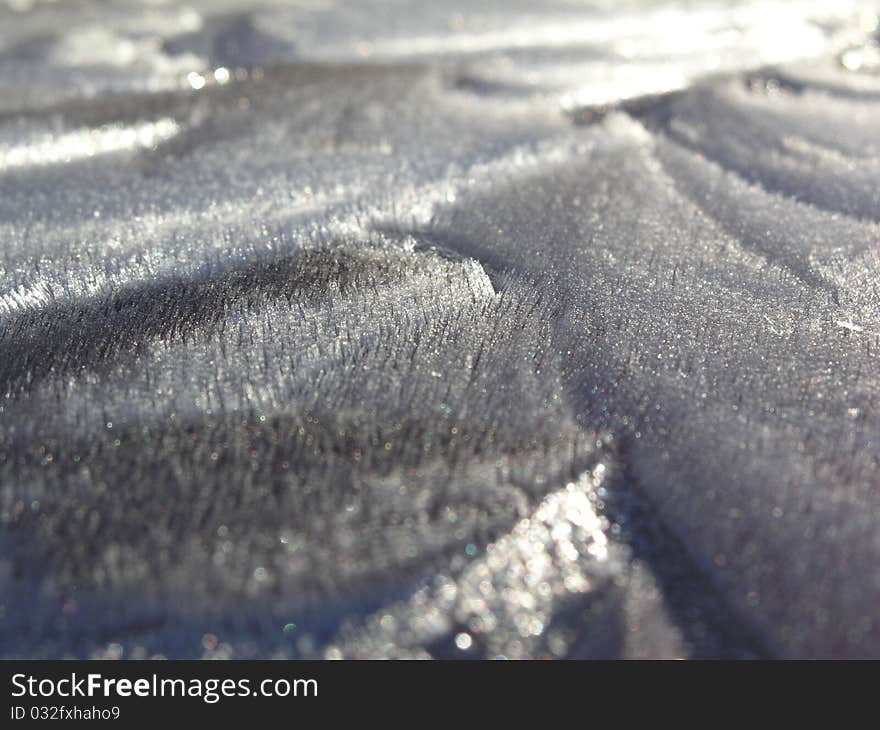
[1,0,880,658]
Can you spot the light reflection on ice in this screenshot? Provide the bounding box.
[322,466,677,659]
[0,118,180,170]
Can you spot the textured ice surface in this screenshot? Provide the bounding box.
[1,0,880,658]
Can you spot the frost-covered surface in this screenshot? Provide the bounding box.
[1,0,879,658]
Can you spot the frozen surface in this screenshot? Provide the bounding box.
[1,0,880,658]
